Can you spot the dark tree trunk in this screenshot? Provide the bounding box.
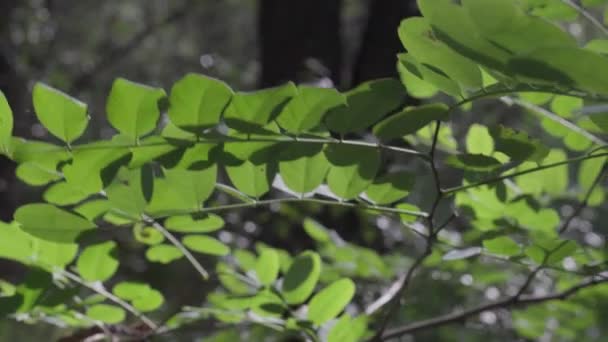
[352,0,418,85]
[0,0,24,222]
[258,0,342,87]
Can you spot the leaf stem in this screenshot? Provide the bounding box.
[147,196,428,220]
[57,269,158,331]
[443,152,608,195]
[143,215,210,280]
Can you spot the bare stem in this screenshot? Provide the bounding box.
[143,215,210,280]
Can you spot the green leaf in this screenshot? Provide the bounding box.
[16,161,62,186]
[279,143,330,194]
[325,79,406,134]
[0,221,77,268]
[224,82,296,132]
[168,73,233,133]
[365,171,414,205]
[483,236,521,257]
[43,181,90,206]
[398,17,482,95]
[133,224,164,245]
[466,124,494,155]
[490,126,549,162]
[63,144,131,195]
[165,214,224,233]
[578,156,606,191]
[397,53,439,99]
[282,251,321,304]
[106,78,166,140]
[307,278,355,325]
[0,90,13,155]
[182,235,230,256]
[303,219,331,243]
[132,289,164,312]
[86,304,125,324]
[508,47,608,95]
[225,160,274,198]
[327,314,368,342]
[76,241,119,282]
[146,244,183,264]
[325,145,380,200]
[14,204,96,243]
[74,200,112,221]
[32,83,88,143]
[147,166,217,213]
[113,282,152,300]
[276,86,345,133]
[255,249,279,286]
[373,103,449,140]
[446,154,502,172]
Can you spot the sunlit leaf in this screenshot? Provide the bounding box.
[106,78,166,141]
[307,278,355,325]
[32,83,88,143]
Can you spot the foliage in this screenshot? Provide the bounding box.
[1,0,608,341]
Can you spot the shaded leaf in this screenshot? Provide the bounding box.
[282,251,321,304]
[14,204,96,243]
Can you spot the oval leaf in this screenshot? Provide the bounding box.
[373,103,449,140]
[169,73,233,133]
[255,249,279,286]
[77,241,119,282]
[33,83,88,143]
[182,235,230,256]
[106,78,166,140]
[282,251,321,304]
[307,278,356,325]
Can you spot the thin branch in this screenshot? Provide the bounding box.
[69,0,195,92]
[501,96,607,147]
[371,121,445,341]
[58,136,427,160]
[559,162,607,233]
[57,269,158,331]
[443,152,608,195]
[381,275,608,340]
[147,196,429,220]
[561,0,608,37]
[143,215,210,280]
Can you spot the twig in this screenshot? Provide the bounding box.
[561,0,608,37]
[370,121,445,341]
[443,152,608,195]
[147,196,428,221]
[381,275,608,339]
[57,269,158,331]
[143,215,210,280]
[501,96,607,147]
[559,162,607,233]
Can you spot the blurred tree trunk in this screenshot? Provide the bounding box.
[258,0,342,87]
[0,0,24,222]
[351,0,418,85]
[0,0,28,283]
